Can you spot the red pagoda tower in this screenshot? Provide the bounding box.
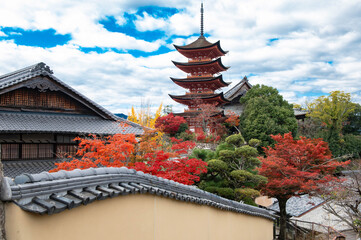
[169,3,230,132]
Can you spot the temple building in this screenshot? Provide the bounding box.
[223,76,252,115]
[169,3,230,132]
[0,62,143,177]
[223,76,307,120]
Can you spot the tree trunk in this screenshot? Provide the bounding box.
[278,197,288,240]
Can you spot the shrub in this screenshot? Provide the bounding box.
[225,134,245,146]
[189,148,215,162]
[177,131,195,141]
[204,186,235,200]
[208,159,228,172]
[248,139,261,148]
[235,188,260,205]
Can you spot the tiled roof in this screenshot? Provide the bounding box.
[3,159,61,178]
[0,62,118,121]
[175,36,214,49]
[174,36,228,55]
[170,93,221,99]
[0,111,143,135]
[174,111,224,118]
[268,195,325,217]
[172,58,229,69]
[294,109,308,116]
[224,76,252,100]
[170,75,230,84]
[0,167,275,220]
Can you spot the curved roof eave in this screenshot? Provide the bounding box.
[169,93,230,103]
[172,58,230,70]
[174,40,227,55]
[170,75,229,86]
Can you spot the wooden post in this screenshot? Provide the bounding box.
[0,144,6,239]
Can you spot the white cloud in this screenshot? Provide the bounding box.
[134,12,167,32]
[0,0,361,113]
[8,32,22,36]
[0,31,7,37]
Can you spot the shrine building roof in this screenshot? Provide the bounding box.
[0,62,144,136]
[0,111,143,135]
[224,76,253,101]
[0,63,116,121]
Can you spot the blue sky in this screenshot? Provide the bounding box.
[0,0,360,114]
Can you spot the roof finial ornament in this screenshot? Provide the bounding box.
[31,62,54,74]
[200,2,204,36]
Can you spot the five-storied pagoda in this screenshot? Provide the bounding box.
[169,3,230,132]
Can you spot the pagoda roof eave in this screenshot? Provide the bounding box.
[170,75,230,86]
[169,92,230,103]
[172,58,229,70]
[174,40,227,55]
[174,111,225,118]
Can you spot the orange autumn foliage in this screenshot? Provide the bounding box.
[258,132,350,240]
[50,130,207,185]
[225,111,240,134]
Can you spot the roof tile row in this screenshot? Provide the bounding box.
[0,167,275,220]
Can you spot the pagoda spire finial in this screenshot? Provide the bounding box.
[200,2,204,36]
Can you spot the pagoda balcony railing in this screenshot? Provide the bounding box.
[187,74,213,78]
[185,91,214,95]
[188,58,212,63]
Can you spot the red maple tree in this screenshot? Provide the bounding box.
[258,133,350,240]
[50,132,207,185]
[155,113,187,136]
[190,101,226,137]
[225,111,241,134]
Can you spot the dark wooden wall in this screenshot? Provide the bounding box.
[0,133,78,160]
[0,88,94,114]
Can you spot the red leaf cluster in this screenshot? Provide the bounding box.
[134,152,207,185]
[196,131,221,143]
[50,133,206,185]
[258,133,350,199]
[225,112,240,127]
[155,113,187,135]
[196,132,206,141]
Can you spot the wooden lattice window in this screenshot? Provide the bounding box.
[22,144,54,159]
[38,144,53,158]
[1,144,19,160]
[22,144,39,159]
[56,144,77,158]
[1,143,79,160]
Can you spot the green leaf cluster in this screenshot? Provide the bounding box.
[303,91,360,158]
[343,103,361,135]
[196,134,267,205]
[308,91,356,132]
[239,84,298,148]
[189,148,215,161]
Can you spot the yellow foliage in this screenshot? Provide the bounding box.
[307,91,356,131]
[292,103,302,109]
[128,103,164,143]
[128,103,162,129]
